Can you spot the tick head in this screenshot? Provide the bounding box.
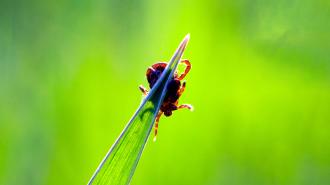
[164,110,172,117]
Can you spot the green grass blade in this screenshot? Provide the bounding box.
[88,34,190,185]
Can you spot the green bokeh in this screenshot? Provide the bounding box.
[1,0,329,184]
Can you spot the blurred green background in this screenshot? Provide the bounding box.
[1,0,330,184]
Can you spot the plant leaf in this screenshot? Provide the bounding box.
[88,34,190,185]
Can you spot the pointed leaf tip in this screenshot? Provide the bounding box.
[88,34,190,185]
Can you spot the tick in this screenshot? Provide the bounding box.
[139,59,193,141]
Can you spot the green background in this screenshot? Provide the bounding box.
[1,0,330,184]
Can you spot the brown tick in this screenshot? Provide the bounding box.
[139,59,193,141]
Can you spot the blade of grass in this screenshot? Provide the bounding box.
[88,34,190,185]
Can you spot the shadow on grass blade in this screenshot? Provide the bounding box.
[88,34,190,185]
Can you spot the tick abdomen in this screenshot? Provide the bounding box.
[164,79,181,103]
[147,62,167,88]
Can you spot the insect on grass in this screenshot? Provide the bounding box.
[88,34,191,185]
[139,60,193,141]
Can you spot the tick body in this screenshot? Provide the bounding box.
[139,60,193,141]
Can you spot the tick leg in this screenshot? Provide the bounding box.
[178,104,194,111]
[139,85,148,96]
[178,81,186,95]
[177,59,191,80]
[153,111,163,142]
